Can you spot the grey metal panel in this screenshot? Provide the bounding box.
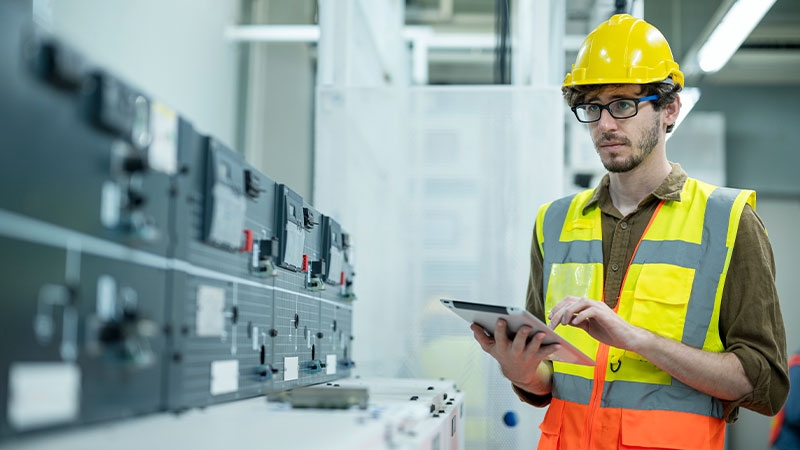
[0,238,166,437]
[0,37,172,258]
[74,254,167,422]
[0,238,69,438]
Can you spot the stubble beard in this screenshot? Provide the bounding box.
[597,116,661,173]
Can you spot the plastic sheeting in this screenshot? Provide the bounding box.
[315,86,564,449]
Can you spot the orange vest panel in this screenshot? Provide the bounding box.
[539,398,726,450]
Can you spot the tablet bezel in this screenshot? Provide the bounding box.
[440,298,596,366]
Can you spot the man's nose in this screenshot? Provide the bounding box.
[595,107,618,132]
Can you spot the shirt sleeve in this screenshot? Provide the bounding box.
[512,222,553,407]
[719,204,789,422]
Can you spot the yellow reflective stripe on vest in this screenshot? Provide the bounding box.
[537,178,755,418]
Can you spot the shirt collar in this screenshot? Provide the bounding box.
[582,162,687,215]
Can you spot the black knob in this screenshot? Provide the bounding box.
[123,155,147,173]
[127,190,146,208]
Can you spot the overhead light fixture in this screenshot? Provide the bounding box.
[696,0,776,73]
[667,87,701,140]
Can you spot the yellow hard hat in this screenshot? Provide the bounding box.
[563,14,684,87]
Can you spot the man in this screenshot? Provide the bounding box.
[472,14,789,450]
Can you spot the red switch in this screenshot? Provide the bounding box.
[340,271,345,286]
[302,254,309,272]
[242,229,253,252]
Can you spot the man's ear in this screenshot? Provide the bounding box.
[665,95,681,128]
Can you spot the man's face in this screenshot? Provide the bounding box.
[585,85,663,173]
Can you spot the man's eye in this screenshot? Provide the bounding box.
[615,100,634,110]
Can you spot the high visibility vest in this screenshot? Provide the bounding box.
[535,178,755,450]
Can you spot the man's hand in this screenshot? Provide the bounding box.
[471,319,558,396]
[547,295,646,350]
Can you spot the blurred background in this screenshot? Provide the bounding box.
[14,0,800,448]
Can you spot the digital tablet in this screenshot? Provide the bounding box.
[440,298,596,366]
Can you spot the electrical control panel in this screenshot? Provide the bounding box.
[0,8,356,442]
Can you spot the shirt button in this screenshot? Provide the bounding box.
[611,263,620,272]
[620,222,628,230]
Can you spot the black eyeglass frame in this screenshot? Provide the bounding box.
[570,95,660,123]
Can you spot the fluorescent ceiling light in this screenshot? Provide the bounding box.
[667,87,701,140]
[225,25,320,43]
[697,0,776,73]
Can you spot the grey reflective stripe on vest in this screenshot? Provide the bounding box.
[553,373,725,418]
[541,194,603,302]
[552,372,592,405]
[545,185,740,419]
[683,186,740,349]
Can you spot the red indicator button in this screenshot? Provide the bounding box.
[302,254,309,272]
[242,229,253,252]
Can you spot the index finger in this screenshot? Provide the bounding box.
[549,296,586,327]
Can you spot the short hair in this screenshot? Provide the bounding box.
[562,79,683,133]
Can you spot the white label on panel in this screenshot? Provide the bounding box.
[284,357,299,381]
[8,362,80,430]
[210,360,238,395]
[100,181,120,228]
[148,102,178,175]
[96,275,116,320]
[196,285,225,337]
[285,222,305,268]
[252,326,259,351]
[208,184,247,248]
[328,246,343,283]
[326,354,337,375]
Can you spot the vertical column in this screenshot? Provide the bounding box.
[513,0,565,86]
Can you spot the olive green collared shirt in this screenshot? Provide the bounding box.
[515,163,789,423]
